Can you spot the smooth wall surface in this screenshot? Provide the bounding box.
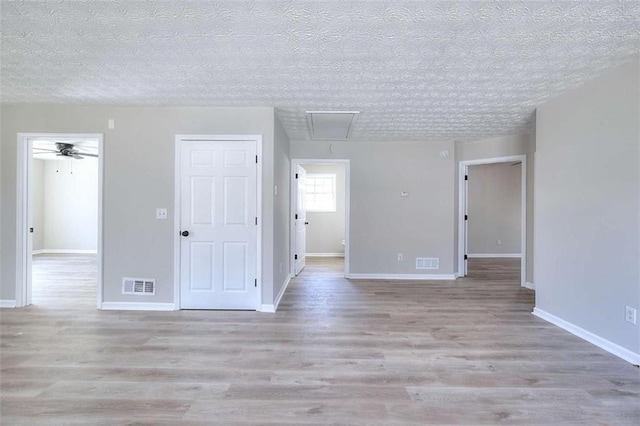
[535,59,639,355]
[1,105,280,306]
[271,115,291,302]
[32,159,45,251]
[291,140,455,275]
[467,162,521,255]
[40,159,98,251]
[301,163,346,256]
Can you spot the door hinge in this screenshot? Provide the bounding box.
[254,279,257,287]
[29,227,34,233]
[465,175,468,181]
[464,214,468,220]
[294,254,298,260]
[255,155,258,164]
[295,173,298,179]
[255,217,258,225]
[464,254,468,260]
[295,213,298,220]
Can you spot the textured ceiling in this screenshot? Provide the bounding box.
[1,1,639,141]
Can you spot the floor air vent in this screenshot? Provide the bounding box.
[122,278,156,295]
[416,258,439,270]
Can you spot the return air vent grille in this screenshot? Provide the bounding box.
[416,258,439,270]
[122,277,156,295]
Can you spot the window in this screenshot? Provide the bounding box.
[304,174,336,212]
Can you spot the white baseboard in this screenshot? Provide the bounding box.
[33,249,97,254]
[101,302,176,311]
[259,274,292,313]
[524,281,535,290]
[0,300,17,308]
[467,253,522,258]
[306,253,345,258]
[533,308,640,365]
[347,273,457,281]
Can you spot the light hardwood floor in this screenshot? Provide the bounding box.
[1,255,639,424]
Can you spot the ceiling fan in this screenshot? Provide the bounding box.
[33,142,98,160]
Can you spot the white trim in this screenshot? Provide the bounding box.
[524,281,535,290]
[0,300,17,308]
[33,249,98,254]
[291,159,350,279]
[16,133,104,309]
[101,302,176,311]
[258,273,292,313]
[174,135,263,310]
[466,253,521,258]
[533,308,640,365]
[458,154,527,288]
[259,304,276,313]
[306,253,345,258]
[347,273,457,281]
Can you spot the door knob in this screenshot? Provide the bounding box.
[305,222,309,225]
[181,231,190,237]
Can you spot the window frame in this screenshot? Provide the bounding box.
[304,173,337,213]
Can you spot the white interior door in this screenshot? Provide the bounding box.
[294,165,307,275]
[180,140,257,309]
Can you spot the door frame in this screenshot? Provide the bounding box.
[458,154,527,287]
[173,134,263,310]
[16,133,105,308]
[290,159,350,277]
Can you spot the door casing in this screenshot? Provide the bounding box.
[290,159,350,277]
[458,154,527,287]
[173,134,263,310]
[15,133,104,308]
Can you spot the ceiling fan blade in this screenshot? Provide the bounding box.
[71,154,84,160]
[33,148,59,153]
[76,151,98,158]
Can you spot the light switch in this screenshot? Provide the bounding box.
[108,119,115,129]
[156,208,168,219]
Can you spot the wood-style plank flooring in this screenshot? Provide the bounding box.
[1,255,639,424]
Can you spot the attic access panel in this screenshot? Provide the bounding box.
[305,111,360,140]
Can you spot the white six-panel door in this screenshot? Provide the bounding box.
[294,165,307,275]
[179,140,257,309]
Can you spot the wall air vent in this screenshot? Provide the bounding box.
[416,258,439,270]
[122,277,156,295]
[305,111,360,140]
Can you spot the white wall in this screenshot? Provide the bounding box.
[535,58,639,359]
[32,159,45,251]
[467,162,521,255]
[301,163,345,256]
[1,105,284,307]
[292,140,455,276]
[42,159,98,251]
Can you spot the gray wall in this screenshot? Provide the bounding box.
[301,163,346,255]
[457,132,535,283]
[272,115,291,301]
[291,140,455,275]
[467,162,521,255]
[1,105,283,306]
[535,59,639,355]
[32,159,45,251]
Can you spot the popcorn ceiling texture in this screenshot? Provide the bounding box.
[1,1,638,141]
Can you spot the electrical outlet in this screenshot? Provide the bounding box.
[497,239,502,245]
[156,208,168,220]
[625,306,637,324]
[397,253,403,261]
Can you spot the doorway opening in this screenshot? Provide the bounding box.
[458,155,527,287]
[16,133,104,308]
[290,159,350,278]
